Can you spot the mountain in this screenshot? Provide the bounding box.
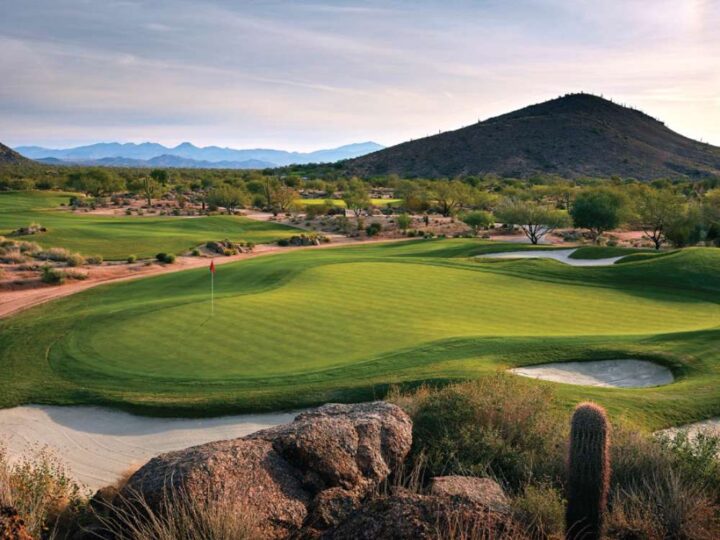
[343,93,720,180]
[17,141,384,168]
[0,142,31,165]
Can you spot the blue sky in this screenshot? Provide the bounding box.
[1,0,718,150]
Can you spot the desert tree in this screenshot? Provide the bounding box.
[633,188,684,250]
[67,168,125,197]
[396,213,412,232]
[461,210,494,235]
[272,184,299,213]
[570,187,629,242]
[149,169,169,186]
[343,178,371,219]
[431,179,473,217]
[208,184,249,214]
[495,199,570,244]
[396,180,430,212]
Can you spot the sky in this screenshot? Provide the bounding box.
[1,0,719,151]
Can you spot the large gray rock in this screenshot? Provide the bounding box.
[119,402,412,539]
[430,476,510,512]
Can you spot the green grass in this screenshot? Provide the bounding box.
[0,191,299,259]
[294,198,401,207]
[2,238,720,429]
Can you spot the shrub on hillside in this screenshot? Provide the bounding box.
[86,255,103,265]
[127,254,137,263]
[36,247,72,262]
[155,252,175,263]
[66,253,86,267]
[365,222,383,237]
[41,265,65,284]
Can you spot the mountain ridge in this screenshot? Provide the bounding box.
[343,93,720,180]
[16,141,384,168]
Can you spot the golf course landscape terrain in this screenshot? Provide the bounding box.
[2,238,720,430]
[0,191,298,259]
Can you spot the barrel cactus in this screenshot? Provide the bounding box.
[565,402,610,540]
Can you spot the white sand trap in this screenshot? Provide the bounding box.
[478,248,624,266]
[511,359,673,388]
[656,418,720,441]
[0,405,296,491]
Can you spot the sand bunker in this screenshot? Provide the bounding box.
[656,418,720,441]
[510,359,673,388]
[0,405,295,491]
[478,248,624,266]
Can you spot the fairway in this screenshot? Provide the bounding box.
[0,191,298,259]
[2,239,720,428]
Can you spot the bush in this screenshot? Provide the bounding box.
[164,254,176,264]
[191,249,200,257]
[277,239,290,247]
[365,222,382,237]
[36,247,72,262]
[41,265,65,284]
[86,255,103,265]
[512,484,565,539]
[398,375,565,491]
[65,253,86,267]
[127,254,137,263]
[155,252,168,263]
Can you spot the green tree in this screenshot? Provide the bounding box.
[495,199,570,245]
[150,169,169,186]
[396,213,412,232]
[67,168,125,197]
[570,188,628,242]
[461,211,494,235]
[343,178,371,219]
[431,180,472,217]
[272,184,299,213]
[208,184,249,214]
[633,188,684,249]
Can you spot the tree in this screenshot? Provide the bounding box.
[208,184,249,214]
[396,213,412,232]
[272,184,299,213]
[570,188,628,242]
[431,180,472,217]
[138,177,161,207]
[396,180,430,212]
[67,168,125,197]
[665,203,703,248]
[461,211,494,235]
[150,169,169,186]
[633,188,684,250]
[343,178,371,219]
[495,199,570,245]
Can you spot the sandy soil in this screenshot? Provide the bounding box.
[0,405,296,491]
[0,236,412,320]
[510,360,674,388]
[478,248,624,266]
[656,418,720,440]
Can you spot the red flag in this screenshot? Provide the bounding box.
[209,260,215,274]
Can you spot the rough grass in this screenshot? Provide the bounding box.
[0,191,298,259]
[1,239,719,427]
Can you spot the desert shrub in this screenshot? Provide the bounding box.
[155,252,169,263]
[41,265,65,284]
[277,238,290,247]
[17,240,41,254]
[190,249,200,257]
[399,375,565,491]
[365,222,382,237]
[246,241,256,251]
[127,254,137,263]
[657,431,720,495]
[0,249,27,264]
[86,255,103,265]
[607,470,720,540]
[93,485,261,540]
[0,446,85,538]
[64,270,88,281]
[65,253,86,267]
[36,247,71,262]
[512,484,566,539]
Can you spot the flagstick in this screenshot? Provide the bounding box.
[211,267,214,316]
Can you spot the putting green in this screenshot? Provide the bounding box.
[2,239,720,428]
[0,191,298,259]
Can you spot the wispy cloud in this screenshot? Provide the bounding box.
[0,0,718,149]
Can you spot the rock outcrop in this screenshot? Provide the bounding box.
[120,402,413,538]
[430,475,510,512]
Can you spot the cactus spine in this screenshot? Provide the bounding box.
[565,402,610,540]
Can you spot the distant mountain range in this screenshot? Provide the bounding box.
[344,93,720,180]
[14,141,384,169]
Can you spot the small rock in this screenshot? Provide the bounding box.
[0,506,34,540]
[430,476,510,512]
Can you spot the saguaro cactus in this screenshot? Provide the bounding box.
[565,402,610,540]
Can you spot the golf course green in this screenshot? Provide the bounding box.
[2,238,720,429]
[0,191,298,259]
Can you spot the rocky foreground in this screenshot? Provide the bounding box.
[13,402,511,539]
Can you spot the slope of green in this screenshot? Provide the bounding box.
[0,191,298,259]
[2,239,720,429]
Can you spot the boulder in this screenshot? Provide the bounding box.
[320,488,514,540]
[0,506,33,540]
[119,402,412,539]
[429,476,510,512]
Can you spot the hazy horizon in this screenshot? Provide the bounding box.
[2,1,718,150]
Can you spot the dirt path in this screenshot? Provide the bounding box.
[0,236,411,320]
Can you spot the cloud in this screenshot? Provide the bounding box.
[0,0,718,149]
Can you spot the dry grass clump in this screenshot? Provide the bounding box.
[92,484,261,540]
[0,445,85,538]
